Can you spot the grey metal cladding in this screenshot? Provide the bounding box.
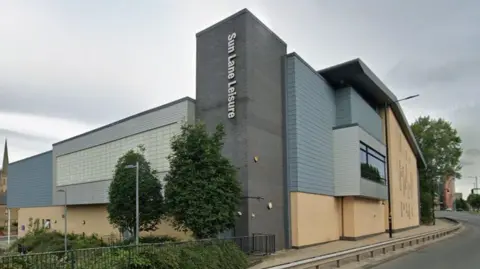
[55,180,110,205]
[333,127,360,196]
[333,125,387,200]
[196,12,250,238]
[349,88,383,141]
[286,54,335,196]
[7,151,53,208]
[196,10,287,249]
[334,87,382,141]
[360,178,388,200]
[285,57,298,192]
[244,13,287,249]
[335,88,352,126]
[52,99,193,206]
[53,99,193,157]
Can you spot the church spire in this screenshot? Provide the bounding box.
[2,139,8,177]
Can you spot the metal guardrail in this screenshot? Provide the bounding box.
[269,220,461,269]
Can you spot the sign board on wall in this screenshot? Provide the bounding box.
[227,32,237,119]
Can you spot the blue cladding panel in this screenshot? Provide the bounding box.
[334,87,383,142]
[286,55,335,196]
[350,89,383,141]
[7,151,53,208]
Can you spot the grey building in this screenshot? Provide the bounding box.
[195,9,424,249]
[7,8,424,251]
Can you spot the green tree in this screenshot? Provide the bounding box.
[164,122,242,239]
[468,194,480,210]
[411,116,463,223]
[107,145,165,237]
[455,198,469,211]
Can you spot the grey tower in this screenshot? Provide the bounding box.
[195,9,287,249]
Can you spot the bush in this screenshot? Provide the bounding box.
[8,229,106,254]
[420,191,434,224]
[120,235,179,245]
[73,240,247,269]
[2,231,248,269]
[0,252,69,269]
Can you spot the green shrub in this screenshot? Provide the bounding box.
[120,235,179,245]
[74,241,247,269]
[0,252,69,269]
[3,232,248,269]
[8,230,106,254]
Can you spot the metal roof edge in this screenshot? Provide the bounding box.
[53,96,195,146]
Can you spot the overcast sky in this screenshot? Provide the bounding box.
[1,0,479,197]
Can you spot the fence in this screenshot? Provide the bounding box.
[0,234,275,268]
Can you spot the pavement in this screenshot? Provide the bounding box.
[368,211,480,269]
[250,218,455,269]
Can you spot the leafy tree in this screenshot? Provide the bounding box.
[411,116,463,179]
[108,145,165,237]
[164,122,242,239]
[455,198,469,211]
[468,194,480,211]
[411,116,463,223]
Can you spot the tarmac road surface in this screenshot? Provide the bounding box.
[372,211,480,269]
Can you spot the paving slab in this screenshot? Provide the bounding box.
[250,219,454,269]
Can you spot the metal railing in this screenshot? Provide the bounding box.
[268,220,461,269]
[0,234,275,268]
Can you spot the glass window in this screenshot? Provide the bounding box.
[367,149,385,162]
[368,156,386,179]
[359,143,386,184]
[360,149,367,164]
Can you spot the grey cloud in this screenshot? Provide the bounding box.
[0,83,150,125]
[461,159,475,167]
[465,149,480,157]
[2,0,480,193]
[0,128,56,143]
[0,130,55,158]
[386,58,480,89]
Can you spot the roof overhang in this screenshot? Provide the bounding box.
[318,59,426,168]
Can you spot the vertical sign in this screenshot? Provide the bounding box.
[227,32,237,119]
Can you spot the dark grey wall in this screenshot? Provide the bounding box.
[196,9,287,249]
[7,151,52,208]
[285,54,336,196]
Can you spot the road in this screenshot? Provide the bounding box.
[373,211,480,269]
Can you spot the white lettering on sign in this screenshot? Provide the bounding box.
[227,32,237,119]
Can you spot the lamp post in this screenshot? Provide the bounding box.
[57,189,67,252]
[125,161,139,245]
[384,94,419,238]
[467,176,478,190]
[432,176,438,225]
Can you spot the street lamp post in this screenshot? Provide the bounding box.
[467,176,478,190]
[384,94,419,238]
[125,161,140,245]
[432,177,437,225]
[57,189,67,253]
